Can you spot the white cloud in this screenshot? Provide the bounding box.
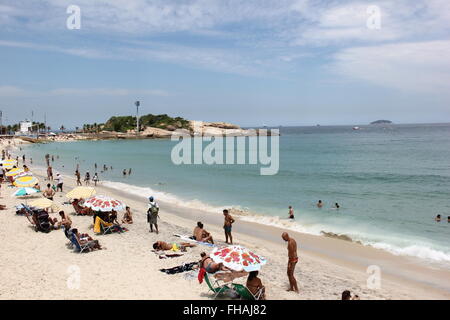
[331,40,450,93]
[0,86,25,96]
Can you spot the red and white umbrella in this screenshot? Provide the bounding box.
[210,245,267,272]
[83,195,126,212]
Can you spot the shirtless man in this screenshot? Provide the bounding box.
[47,166,53,180]
[288,206,294,219]
[223,209,235,244]
[282,232,299,293]
[317,200,323,208]
[193,221,214,244]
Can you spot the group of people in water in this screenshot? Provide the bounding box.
[288,201,341,219]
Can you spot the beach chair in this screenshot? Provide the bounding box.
[204,273,232,299]
[62,226,74,249]
[71,234,91,253]
[231,283,263,300]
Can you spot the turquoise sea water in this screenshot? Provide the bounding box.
[22,123,450,264]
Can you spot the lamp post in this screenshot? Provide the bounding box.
[135,101,140,137]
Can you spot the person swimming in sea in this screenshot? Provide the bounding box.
[317,200,323,208]
[334,203,340,209]
[435,214,441,222]
[288,206,294,219]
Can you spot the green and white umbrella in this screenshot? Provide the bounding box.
[13,187,40,197]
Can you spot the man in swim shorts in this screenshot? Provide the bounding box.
[223,209,235,244]
[282,232,299,293]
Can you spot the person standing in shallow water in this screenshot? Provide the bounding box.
[288,206,294,219]
[123,169,127,177]
[282,232,299,293]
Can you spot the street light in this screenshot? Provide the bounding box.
[135,101,140,137]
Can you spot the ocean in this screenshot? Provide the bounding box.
[21,123,450,265]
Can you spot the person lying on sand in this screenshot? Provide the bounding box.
[246,271,266,300]
[153,241,195,252]
[193,222,214,244]
[122,206,133,224]
[72,228,102,250]
[198,252,230,274]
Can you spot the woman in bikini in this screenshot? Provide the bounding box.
[199,252,230,274]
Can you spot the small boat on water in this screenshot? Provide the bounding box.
[352,126,360,130]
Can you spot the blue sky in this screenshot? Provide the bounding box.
[0,0,449,129]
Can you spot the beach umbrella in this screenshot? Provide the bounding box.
[13,187,40,197]
[210,245,267,272]
[14,171,33,179]
[2,161,16,170]
[1,159,16,164]
[83,195,126,212]
[66,186,96,199]
[29,198,54,209]
[13,176,39,187]
[6,168,25,177]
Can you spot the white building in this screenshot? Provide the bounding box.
[18,121,33,134]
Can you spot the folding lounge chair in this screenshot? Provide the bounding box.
[204,273,232,299]
[71,234,91,253]
[62,226,74,249]
[231,283,263,300]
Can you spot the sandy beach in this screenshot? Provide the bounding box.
[1,139,449,300]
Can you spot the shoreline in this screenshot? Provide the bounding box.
[2,139,450,299]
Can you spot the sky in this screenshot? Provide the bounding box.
[0,0,449,129]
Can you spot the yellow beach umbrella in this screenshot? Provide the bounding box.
[3,162,16,170]
[6,168,25,177]
[14,176,39,187]
[66,186,96,199]
[29,198,54,209]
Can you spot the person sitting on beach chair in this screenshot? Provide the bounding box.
[153,241,196,252]
[71,228,102,252]
[244,271,266,300]
[193,222,214,244]
[72,198,92,216]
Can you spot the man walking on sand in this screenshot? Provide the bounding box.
[223,209,235,244]
[282,232,299,293]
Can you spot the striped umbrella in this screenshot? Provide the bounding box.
[2,161,16,170]
[13,187,40,197]
[13,176,39,187]
[83,195,126,212]
[6,168,25,177]
[14,171,33,179]
[29,198,53,209]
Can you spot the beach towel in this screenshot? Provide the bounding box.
[160,262,197,275]
[198,267,206,284]
[94,216,112,233]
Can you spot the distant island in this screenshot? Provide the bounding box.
[370,120,392,125]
